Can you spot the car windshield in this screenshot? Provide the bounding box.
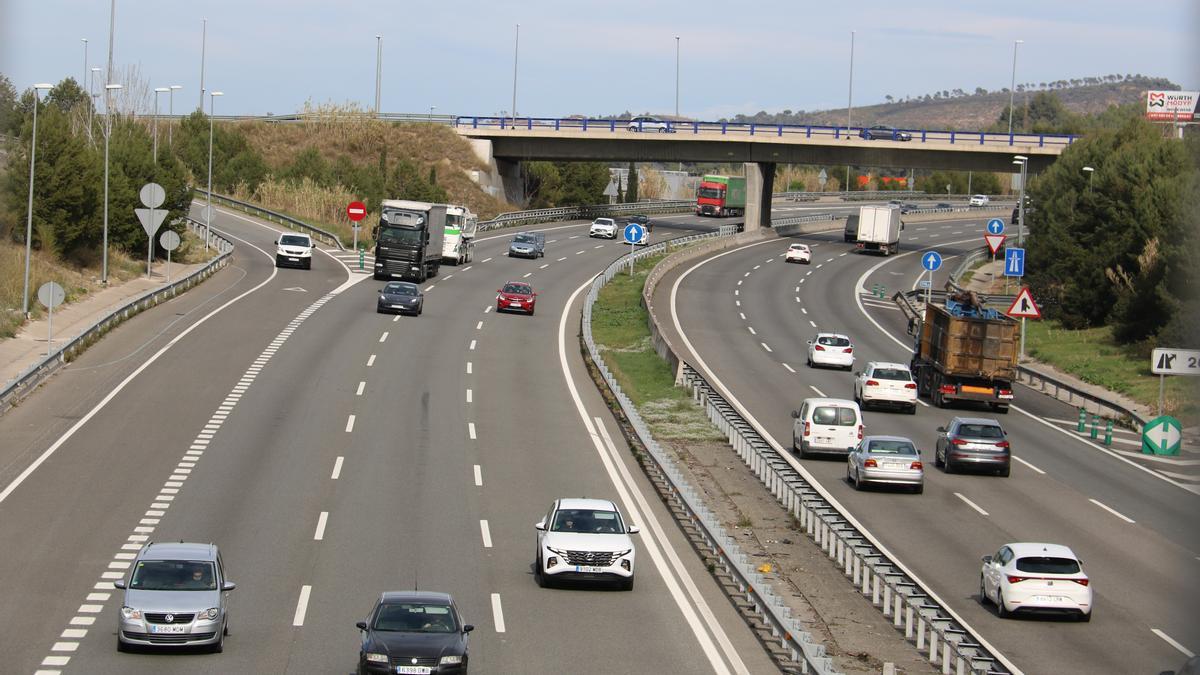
[867,440,917,455]
[129,560,217,591]
[1015,556,1081,575]
[817,336,850,347]
[385,284,416,296]
[513,234,537,244]
[871,368,911,381]
[552,508,625,533]
[594,219,614,226]
[789,244,807,251]
[503,284,531,295]
[373,603,458,633]
[812,406,857,426]
[697,187,724,199]
[280,235,309,246]
[957,423,1004,439]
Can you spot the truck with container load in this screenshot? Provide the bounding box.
[696,175,746,217]
[372,200,446,282]
[442,205,478,265]
[907,292,1018,413]
[855,205,902,255]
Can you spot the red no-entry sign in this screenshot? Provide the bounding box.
[346,201,367,222]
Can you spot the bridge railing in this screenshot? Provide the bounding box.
[456,116,1078,148]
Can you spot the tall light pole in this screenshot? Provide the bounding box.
[89,67,101,141]
[374,35,383,115]
[1007,39,1023,137]
[1082,166,1094,194]
[206,91,224,251]
[153,87,168,163]
[429,105,436,122]
[168,85,182,149]
[511,23,520,122]
[82,38,88,88]
[846,30,855,192]
[1013,155,1027,246]
[102,83,122,284]
[22,83,53,318]
[674,35,680,118]
[198,18,207,110]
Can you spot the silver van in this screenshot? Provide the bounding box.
[792,397,864,458]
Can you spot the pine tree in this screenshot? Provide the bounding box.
[626,162,639,203]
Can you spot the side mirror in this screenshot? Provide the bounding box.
[311,243,316,248]
[273,239,278,245]
[356,621,368,631]
[534,521,545,531]
[790,410,800,419]
[936,426,946,433]
[806,340,813,345]
[981,555,992,564]
[497,289,503,293]
[112,579,127,590]
[463,624,475,634]
[854,371,861,377]
[628,525,640,534]
[222,581,236,592]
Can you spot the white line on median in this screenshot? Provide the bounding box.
[313,512,328,540]
[491,593,506,632]
[1089,498,1135,523]
[331,457,344,480]
[292,586,312,626]
[954,492,990,516]
[480,520,493,548]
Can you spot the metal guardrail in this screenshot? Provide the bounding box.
[478,200,694,232]
[193,189,346,250]
[582,225,843,674]
[456,115,1078,148]
[0,219,234,416]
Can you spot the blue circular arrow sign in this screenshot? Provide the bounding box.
[921,250,943,271]
[623,222,645,244]
[987,218,1006,235]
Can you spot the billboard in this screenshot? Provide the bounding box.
[1145,90,1198,121]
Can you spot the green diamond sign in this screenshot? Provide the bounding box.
[1142,415,1182,456]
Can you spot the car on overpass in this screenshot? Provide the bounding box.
[980,543,1092,622]
[859,125,912,141]
[846,435,924,493]
[534,497,639,590]
[496,281,537,315]
[355,591,473,674]
[626,115,673,133]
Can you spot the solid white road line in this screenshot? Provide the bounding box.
[1152,628,1196,658]
[474,465,483,487]
[292,586,312,626]
[345,415,356,433]
[1089,498,1136,523]
[954,492,990,516]
[480,520,493,548]
[331,457,344,480]
[313,512,328,540]
[468,422,477,440]
[1012,456,1045,474]
[491,593,506,633]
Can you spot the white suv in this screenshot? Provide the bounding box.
[854,362,918,413]
[275,233,315,269]
[534,498,638,590]
[969,194,990,207]
[589,218,618,239]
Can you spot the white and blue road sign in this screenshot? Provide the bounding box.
[623,222,645,244]
[1004,247,1025,277]
[987,218,1005,235]
[921,251,943,272]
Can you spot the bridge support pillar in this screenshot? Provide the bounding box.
[743,161,776,231]
[466,138,527,207]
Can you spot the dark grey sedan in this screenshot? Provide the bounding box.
[935,417,1011,476]
[377,281,423,316]
[847,435,924,493]
[859,125,912,141]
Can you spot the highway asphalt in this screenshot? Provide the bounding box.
[656,216,1199,674]
[0,206,776,674]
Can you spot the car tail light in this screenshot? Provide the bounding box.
[939,384,956,394]
[1070,578,1089,586]
[904,383,917,390]
[1006,575,1027,584]
[995,441,1010,449]
[950,438,969,446]
[815,345,826,351]
[864,459,877,468]
[910,461,923,470]
[844,347,853,353]
[803,422,811,437]
[857,425,864,440]
[998,389,1012,397]
[865,380,880,387]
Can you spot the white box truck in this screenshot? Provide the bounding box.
[855,205,902,255]
[442,205,478,265]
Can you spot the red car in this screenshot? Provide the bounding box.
[497,281,537,315]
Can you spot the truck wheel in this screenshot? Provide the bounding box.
[991,404,1009,415]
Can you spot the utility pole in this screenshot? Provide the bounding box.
[199,18,207,110]
[374,35,383,115]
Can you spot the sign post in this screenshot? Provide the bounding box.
[159,230,181,282]
[1006,286,1041,359]
[37,281,65,356]
[920,250,942,307]
[136,183,168,278]
[347,201,367,252]
[623,222,645,276]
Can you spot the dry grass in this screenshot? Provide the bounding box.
[232,178,359,244]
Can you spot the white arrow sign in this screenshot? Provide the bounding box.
[1151,348,1200,376]
[135,208,169,237]
[1154,423,1182,451]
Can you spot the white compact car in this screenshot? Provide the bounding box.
[535,498,638,590]
[275,233,315,269]
[792,397,863,458]
[627,116,671,133]
[980,543,1092,622]
[589,217,618,239]
[807,333,855,370]
[785,243,811,264]
[854,362,918,413]
[969,194,990,207]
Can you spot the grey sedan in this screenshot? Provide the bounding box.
[377,281,424,316]
[935,417,1011,476]
[847,435,924,493]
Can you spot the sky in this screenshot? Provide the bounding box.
[2,0,1196,120]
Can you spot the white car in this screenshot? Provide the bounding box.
[980,543,1092,622]
[785,243,811,264]
[535,498,638,590]
[589,217,618,239]
[807,333,855,370]
[275,232,315,269]
[969,194,990,207]
[854,362,918,413]
[792,397,863,458]
[627,115,671,133]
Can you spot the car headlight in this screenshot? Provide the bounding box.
[202,607,220,621]
[121,606,141,620]
[365,652,389,663]
[546,546,569,556]
[612,549,632,558]
[440,655,463,665]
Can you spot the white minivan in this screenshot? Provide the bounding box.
[792,398,863,458]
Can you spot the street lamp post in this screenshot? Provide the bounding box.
[374,35,382,115]
[511,23,520,123]
[429,105,436,122]
[846,30,855,192]
[82,38,88,88]
[168,85,182,149]
[206,91,224,251]
[1082,166,1094,194]
[22,84,53,318]
[89,67,101,141]
[102,82,122,284]
[1013,155,1028,246]
[1007,40,1023,137]
[674,35,680,118]
[153,87,168,164]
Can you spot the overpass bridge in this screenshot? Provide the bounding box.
[456,116,1074,230]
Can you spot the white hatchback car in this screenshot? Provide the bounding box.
[854,362,918,413]
[627,115,671,133]
[980,543,1092,621]
[534,498,638,590]
[807,333,855,370]
[785,243,811,264]
[969,194,990,207]
[589,217,618,239]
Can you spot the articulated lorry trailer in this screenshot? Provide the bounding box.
[373,200,446,282]
[855,205,902,255]
[908,292,1019,413]
[696,175,746,217]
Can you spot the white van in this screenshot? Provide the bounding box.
[791,398,863,458]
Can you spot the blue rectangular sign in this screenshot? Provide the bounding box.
[1004,248,1025,277]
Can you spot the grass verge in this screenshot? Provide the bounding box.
[1024,320,1198,425]
[590,253,723,441]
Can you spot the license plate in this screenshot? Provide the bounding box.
[150,624,188,634]
[287,257,299,262]
[1032,595,1066,603]
[396,667,432,675]
[883,461,907,469]
[392,304,406,309]
[815,437,832,444]
[575,565,606,573]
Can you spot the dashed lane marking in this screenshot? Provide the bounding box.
[1089,498,1135,523]
[331,457,344,480]
[954,492,990,517]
